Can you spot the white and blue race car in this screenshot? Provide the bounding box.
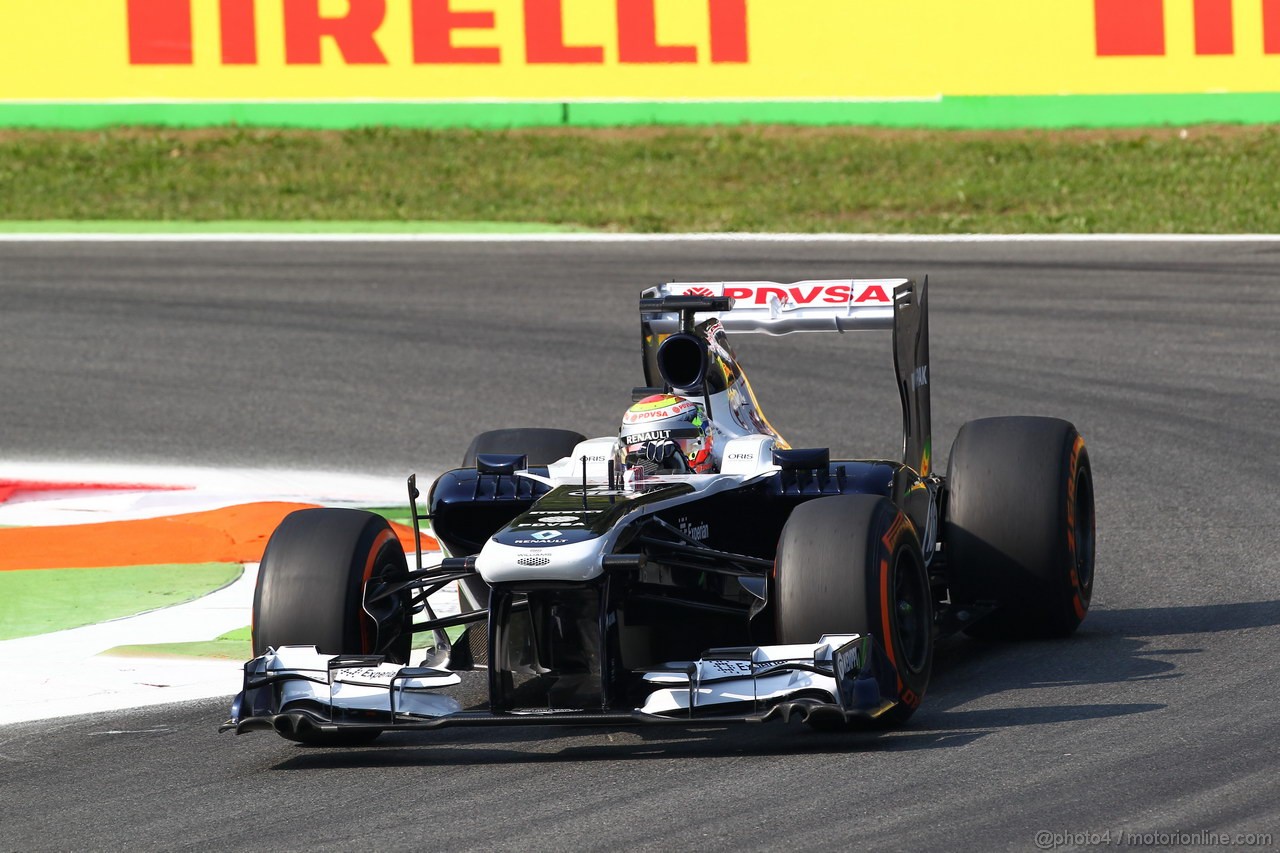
[225,279,1096,745]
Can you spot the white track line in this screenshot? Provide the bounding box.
[2,232,1280,243]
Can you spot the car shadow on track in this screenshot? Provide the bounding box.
[262,600,1280,771]
[264,698,1155,771]
[926,598,1280,700]
[909,598,1280,728]
[266,718,1001,770]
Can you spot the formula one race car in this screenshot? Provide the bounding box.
[224,279,1096,745]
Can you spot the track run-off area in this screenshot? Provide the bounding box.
[0,237,1276,851]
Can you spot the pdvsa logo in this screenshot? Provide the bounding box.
[723,283,891,307]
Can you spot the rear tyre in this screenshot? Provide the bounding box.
[774,495,932,727]
[945,416,1096,640]
[252,508,411,746]
[462,427,586,468]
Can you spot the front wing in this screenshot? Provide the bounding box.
[222,634,905,739]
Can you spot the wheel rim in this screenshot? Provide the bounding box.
[892,551,930,674]
[362,546,409,658]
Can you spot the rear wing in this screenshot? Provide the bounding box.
[640,278,932,477]
[641,279,902,335]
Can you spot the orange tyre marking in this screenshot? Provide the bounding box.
[1066,435,1088,620]
[878,512,910,699]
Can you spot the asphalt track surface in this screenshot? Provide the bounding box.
[1,239,1278,851]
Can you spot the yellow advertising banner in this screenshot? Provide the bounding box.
[2,0,1278,100]
[2,1,1279,126]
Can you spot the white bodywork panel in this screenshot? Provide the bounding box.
[256,645,464,719]
[474,466,772,584]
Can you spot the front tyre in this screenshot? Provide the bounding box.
[774,495,933,727]
[252,508,412,746]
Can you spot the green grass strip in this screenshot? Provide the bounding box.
[2,124,1278,232]
[0,220,582,233]
[103,622,464,660]
[0,563,242,641]
[4,93,1280,129]
[103,625,252,660]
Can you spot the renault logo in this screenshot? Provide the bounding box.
[531,530,562,540]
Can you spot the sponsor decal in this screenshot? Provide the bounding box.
[511,707,588,715]
[516,520,586,527]
[726,452,755,461]
[700,659,754,678]
[684,286,715,296]
[624,402,696,423]
[673,282,893,308]
[677,515,709,541]
[334,666,400,684]
[1094,0,1280,57]
[911,364,929,390]
[535,515,580,524]
[622,428,698,445]
[9,1,1280,106]
[496,526,600,547]
[531,508,602,513]
[125,0,751,67]
[623,429,672,444]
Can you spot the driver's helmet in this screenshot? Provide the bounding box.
[620,394,714,474]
